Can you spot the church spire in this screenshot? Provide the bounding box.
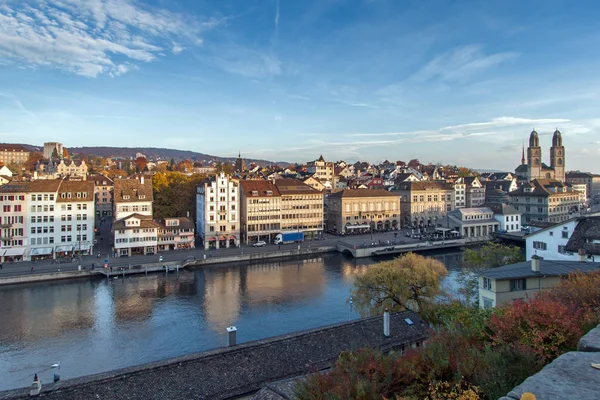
[521,142,526,165]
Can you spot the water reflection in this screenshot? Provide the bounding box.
[0,251,466,391]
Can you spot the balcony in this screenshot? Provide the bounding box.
[0,223,12,228]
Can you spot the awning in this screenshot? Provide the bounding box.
[55,245,74,253]
[229,235,236,239]
[29,247,54,256]
[346,224,370,229]
[219,235,227,240]
[0,249,5,257]
[4,247,25,256]
[208,237,216,241]
[74,243,92,251]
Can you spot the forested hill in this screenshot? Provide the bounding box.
[65,146,289,166]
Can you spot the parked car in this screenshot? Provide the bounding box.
[252,240,267,247]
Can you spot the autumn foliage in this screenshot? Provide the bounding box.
[297,268,600,400]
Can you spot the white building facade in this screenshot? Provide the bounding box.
[196,172,240,249]
[525,219,580,261]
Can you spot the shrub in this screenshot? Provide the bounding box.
[549,270,600,331]
[487,295,583,363]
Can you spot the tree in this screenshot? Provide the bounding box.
[63,148,69,158]
[458,243,525,307]
[23,152,43,172]
[351,252,447,318]
[168,158,175,171]
[134,156,148,173]
[214,161,233,175]
[51,148,59,159]
[176,159,193,172]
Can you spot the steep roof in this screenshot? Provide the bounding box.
[565,216,600,255]
[114,177,153,203]
[88,174,114,186]
[112,214,161,230]
[0,143,29,152]
[0,179,62,193]
[391,181,451,192]
[328,188,399,198]
[240,180,281,197]
[56,180,95,202]
[274,179,321,195]
[480,259,600,280]
[487,203,521,215]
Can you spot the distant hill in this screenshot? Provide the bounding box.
[9,144,290,167]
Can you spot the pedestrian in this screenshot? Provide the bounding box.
[0,263,2,270]
[278,244,281,250]
[31,265,34,273]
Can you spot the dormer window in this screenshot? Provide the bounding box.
[251,190,258,196]
[266,190,273,196]
[123,195,130,200]
[139,195,145,199]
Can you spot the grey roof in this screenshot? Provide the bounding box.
[251,376,306,400]
[488,203,521,216]
[565,216,600,255]
[480,259,600,280]
[1,311,428,400]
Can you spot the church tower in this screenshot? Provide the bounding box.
[234,151,246,173]
[550,129,565,182]
[527,129,541,180]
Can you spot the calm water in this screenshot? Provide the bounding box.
[0,250,464,390]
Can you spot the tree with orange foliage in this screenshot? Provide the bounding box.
[134,156,148,172]
[176,159,193,172]
[63,148,69,158]
[23,152,43,172]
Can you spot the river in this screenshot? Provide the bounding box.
[0,249,464,391]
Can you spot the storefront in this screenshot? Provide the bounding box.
[1,247,27,262]
[55,245,74,258]
[29,247,54,261]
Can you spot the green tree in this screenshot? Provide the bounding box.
[351,252,447,318]
[458,243,524,307]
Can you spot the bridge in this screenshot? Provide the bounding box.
[336,236,494,258]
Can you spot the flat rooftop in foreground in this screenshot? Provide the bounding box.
[0,311,428,400]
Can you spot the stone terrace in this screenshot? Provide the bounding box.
[0,311,428,400]
[501,323,600,400]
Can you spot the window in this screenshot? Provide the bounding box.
[558,245,567,254]
[562,231,569,239]
[482,277,492,290]
[549,231,554,236]
[510,278,527,291]
[533,241,547,250]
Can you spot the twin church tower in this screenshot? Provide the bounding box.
[515,129,565,182]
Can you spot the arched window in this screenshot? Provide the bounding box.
[558,158,563,166]
[546,173,551,178]
[534,158,540,166]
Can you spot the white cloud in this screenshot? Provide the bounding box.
[172,43,185,54]
[413,45,518,83]
[441,117,571,132]
[0,0,223,77]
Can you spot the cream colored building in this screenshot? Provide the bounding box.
[391,181,454,227]
[0,144,30,166]
[509,179,580,224]
[479,257,600,309]
[274,179,324,239]
[307,155,335,184]
[240,180,281,244]
[326,189,401,234]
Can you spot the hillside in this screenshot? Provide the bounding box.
[6,144,289,166]
[69,146,289,166]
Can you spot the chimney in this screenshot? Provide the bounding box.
[531,255,541,272]
[30,374,42,396]
[226,326,237,346]
[140,176,144,185]
[579,249,586,262]
[187,211,190,218]
[383,308,390,337]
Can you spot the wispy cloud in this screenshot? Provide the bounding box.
[412,45,518,83]
[0,0,223,77]
[0,91,36,119]
[441,116,571,131]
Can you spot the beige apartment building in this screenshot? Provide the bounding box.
[508,179,580,224]
[326,189,401,234]
[274,179,324,239]
[89,174,114,217]
[240,180,282,244]
[0,144,30,166]
[391,181,454,227]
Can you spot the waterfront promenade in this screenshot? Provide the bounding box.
[0,230,414,276]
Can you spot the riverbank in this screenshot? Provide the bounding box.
[0,246,338,286]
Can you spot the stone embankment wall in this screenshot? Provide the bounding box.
[501,324,600,400]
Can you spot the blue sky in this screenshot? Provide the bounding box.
[1,0,599,171]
